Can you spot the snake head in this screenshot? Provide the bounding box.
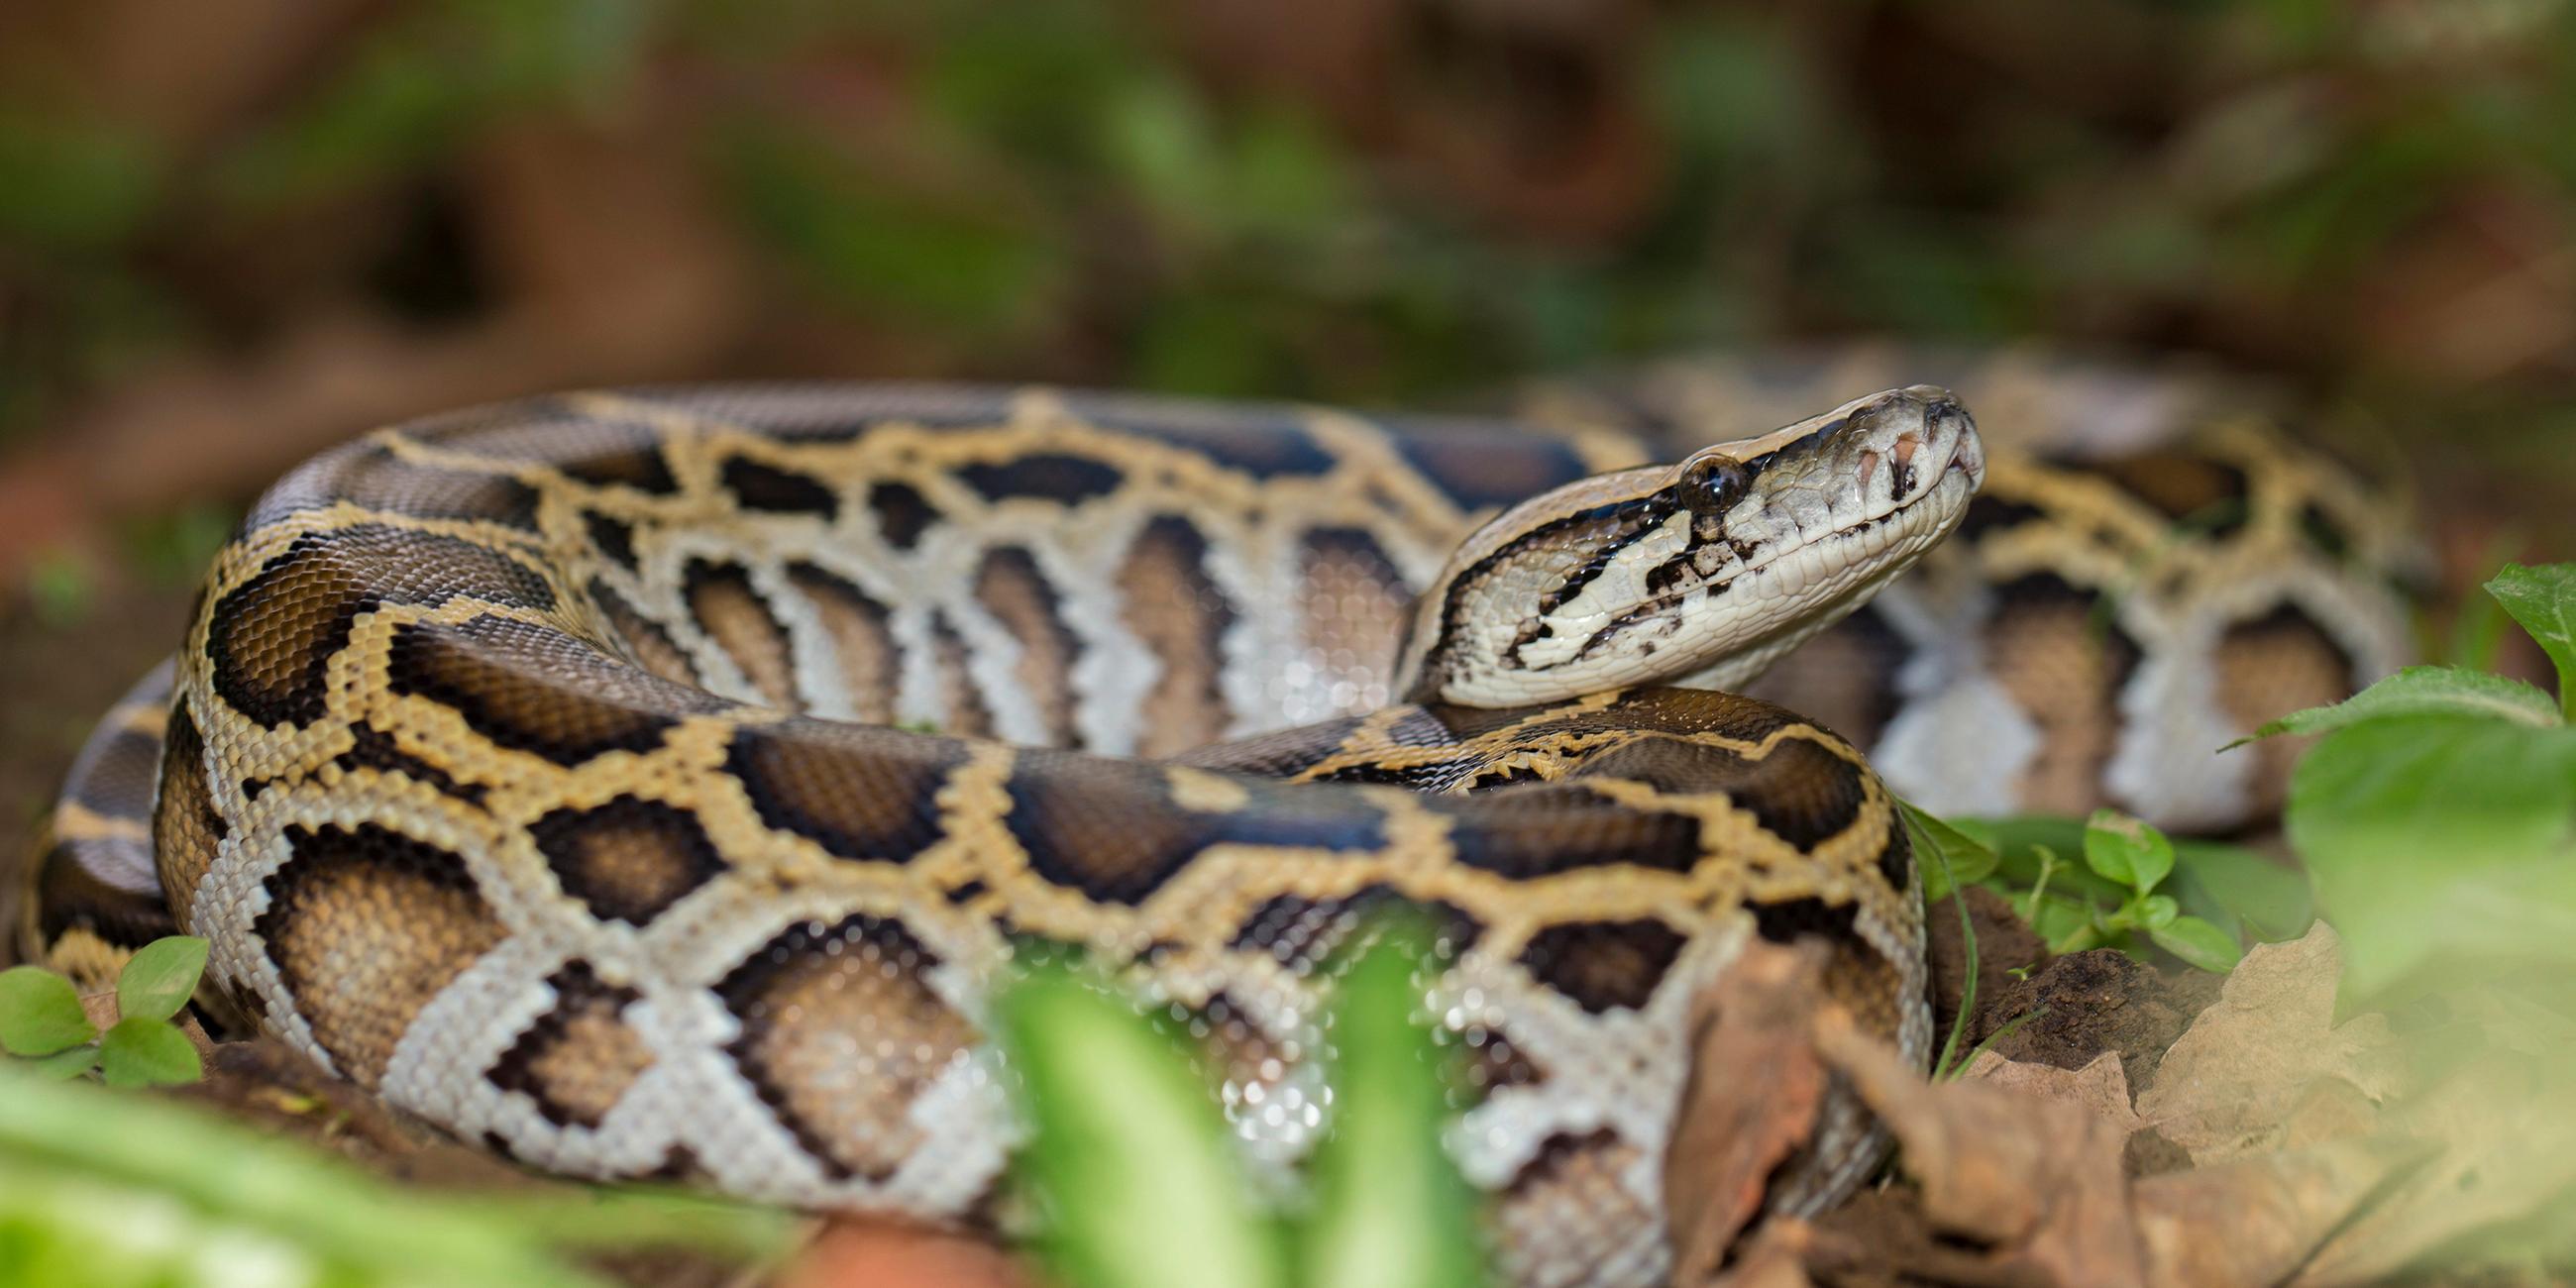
[1397,384,1985,707]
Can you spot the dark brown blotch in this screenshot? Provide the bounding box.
[1518,918,1689,1013]
[583,512,638,571]
[2299,503,2354,562]
[683,560,798,708]
[1117,516,1235,756]
[562,444,680,494]
[1954,493,2048,543]
[958,453,1125,505]
[1985,574,2144,815]
[1003,755,1385,905]
[1101,411,1338,478]
[721,456,841,518]
[485,963,652,1129]
[1390,428,1591,511]
[785,563,899,723]
[1573,734,1870,851]
[1749,896,1907,1040]
[1436,785,1702,880]
[725,720,964,863]
[868,482,935,551]
[256,823,502,1087]
[530,795,727,925]
[1875,822,1914,892]
[716,913,971,1183]
[1226,885,1480,967]
[586,580,699,687]
[975,547,1082,747]
[2094,450,2251,531]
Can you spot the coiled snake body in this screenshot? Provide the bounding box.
[21,352,2414,1287]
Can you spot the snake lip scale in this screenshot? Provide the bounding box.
[20,362,2416,1288]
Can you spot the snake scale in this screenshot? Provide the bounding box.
[17,349,2415,1287]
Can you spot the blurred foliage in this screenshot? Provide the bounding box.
[0,1060,789,1288]
[2254,563,2576,1003]
[3,0,2575,444]
[997,919,1490,1288]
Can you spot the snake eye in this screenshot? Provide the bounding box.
[1676,455,1751,517]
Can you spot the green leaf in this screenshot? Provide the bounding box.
[2287,715,2576,1000]
[996,966,1283,1288]
[96,1018,201,1089]
[0,966,97,1057]
[1299,925,1489,1288]
[116,935,208,1023]
[1968,817,2133,907]
[2149,916,2244,973]
[2024,888,2098,948]
[2231,666,2562,744]
[24,1044,98,1080]
[2171,839,2313,942]
[2487,564,2576,717]
[2138,894,2180,928]
[1899,801,1999,902]
[0,1063,717,1286]
[2083,809,2175,895]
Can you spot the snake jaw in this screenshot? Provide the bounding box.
[1406,385,1984,707]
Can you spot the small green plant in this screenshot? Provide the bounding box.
[2056,810,2242,972]
[0,936,209,1087]
[995,921,1490,1288]
[1910,805,2273,975]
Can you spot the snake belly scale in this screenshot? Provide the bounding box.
[18,364,2412,1288]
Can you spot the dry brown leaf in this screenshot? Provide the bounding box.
[2134,1135,2430,1288]
[1964,1049,2146,1142]
[2136,923,2408,1163]
[1818,1012,2148,1288]
[1710,1218,1815,1288]
[780,1219,1033,1288]
[1664,938,1833,1286]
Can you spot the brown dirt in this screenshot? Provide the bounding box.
[1968,950,2226,1093]
[1923,888,2234,1189]
[1926,887,2051,1052]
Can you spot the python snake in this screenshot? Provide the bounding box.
[17,351,2414,1288]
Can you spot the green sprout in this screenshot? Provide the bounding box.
[0,936,209,1088]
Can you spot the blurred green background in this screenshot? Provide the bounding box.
[1,0,2572,806]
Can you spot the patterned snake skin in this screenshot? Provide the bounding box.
[19,350,2414,1288]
